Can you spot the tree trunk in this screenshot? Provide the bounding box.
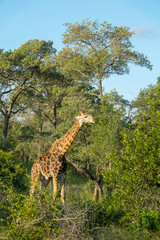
[53,105,57,129]
[93,182,102,201]
[98,77,103,99]
[26,155,29,164]
[20,152,24,163]
[93,171,103,201]
[3,115,10,138]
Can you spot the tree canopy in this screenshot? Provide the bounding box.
[57,19,152,98]
[0,39,58,138]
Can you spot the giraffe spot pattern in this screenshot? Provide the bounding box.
[65,143,70,148]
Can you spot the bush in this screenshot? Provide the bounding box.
[0,137,16,151]
[0,150,29,230]
[133,208,160,231]
[0,150,28,191]
[2,195,62,240]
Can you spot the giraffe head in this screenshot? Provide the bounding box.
[76,111,95,126]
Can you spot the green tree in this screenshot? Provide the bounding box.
[89,91,129,167]
[103,83,160,219]
[0,39,57,138]
[84,91,129,199]
[57,19,152,98]
[131,77,160,120]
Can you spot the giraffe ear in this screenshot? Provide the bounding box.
[80,110,84,115]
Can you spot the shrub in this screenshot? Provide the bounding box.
[2,195,62,240]
[0,150,28,191]
[133,208,160,231]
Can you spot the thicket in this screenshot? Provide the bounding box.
[0,20,159,239]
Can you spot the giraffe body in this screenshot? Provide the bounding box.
[30,112,94,209]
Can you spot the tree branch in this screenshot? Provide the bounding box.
[71,67,99,89]
[66,156,102,186]
[66,156,103,200]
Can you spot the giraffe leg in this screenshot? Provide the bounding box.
[30,165,40,197]
[52,174,66,213]
[59,172,66,210]
[53,176,58,201]
[30,180,37,197]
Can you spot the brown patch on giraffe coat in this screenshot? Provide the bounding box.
[61,138,66,143]
[58,157,62,163]
[55,161,60,167]
[43,157,47,163]
[65,143,70,148]
[52,152,58,159]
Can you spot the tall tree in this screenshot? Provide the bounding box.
[57,19,152,98]
[0,39,57,138]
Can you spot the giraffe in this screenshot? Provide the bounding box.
[30,111,95,209]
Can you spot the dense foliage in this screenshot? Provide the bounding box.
[0,20,159,239]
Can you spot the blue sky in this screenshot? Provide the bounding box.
[0,0,160,101]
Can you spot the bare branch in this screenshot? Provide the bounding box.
[71,67,99,89]
[66,156,103,200]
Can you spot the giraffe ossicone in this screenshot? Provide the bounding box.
[30,111,94,210]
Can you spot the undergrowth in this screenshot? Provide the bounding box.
[1,163,159,240]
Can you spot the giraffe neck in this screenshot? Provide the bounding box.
[57,119,82,155]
